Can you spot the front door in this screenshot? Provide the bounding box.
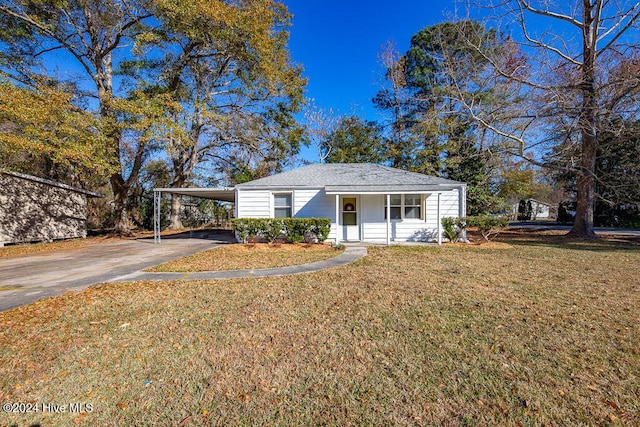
[341,196,360,241]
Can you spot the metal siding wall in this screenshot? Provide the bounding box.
[0,174,88,244]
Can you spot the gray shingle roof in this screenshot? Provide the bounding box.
[236,163,465,191]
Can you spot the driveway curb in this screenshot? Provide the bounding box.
[110,246,368,282]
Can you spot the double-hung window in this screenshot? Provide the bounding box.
[385,195,402,220]
[404,195,422,219]
[273,193,292,218]
[385,194,423,220]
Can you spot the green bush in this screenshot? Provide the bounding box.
[466,215,509,241]
[232,218,332,244]
[441,217,467,243]
[284,219,307,243]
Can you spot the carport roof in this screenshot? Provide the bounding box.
[154,187,235,202]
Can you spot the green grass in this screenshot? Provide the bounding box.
[1,234,638,426]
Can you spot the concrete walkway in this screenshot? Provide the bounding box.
[0,233,367,312]
[113,245,367,282]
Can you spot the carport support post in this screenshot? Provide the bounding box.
[437,192,442,246]
[154,190,161,244]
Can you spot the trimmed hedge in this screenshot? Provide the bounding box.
[231,218,331,244]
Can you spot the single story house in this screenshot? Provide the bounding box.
[154,163,466,244]
[0,170,102,246]
[509,198,554,220]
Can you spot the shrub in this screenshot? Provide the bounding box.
[441,217,467,243]
[263,219,285,243]
[232,218,332,244]
[466,215,509,241]
[284,219,307,243]
[309,218,331,243]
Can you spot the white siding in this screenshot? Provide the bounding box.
[236,187,464,243]
[236,189,271,218]
[293,188,338,241]
[236,188,339,241]
[293,188,335,219]
[359,191,461,242]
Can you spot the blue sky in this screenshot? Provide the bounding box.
[284,1,456,124]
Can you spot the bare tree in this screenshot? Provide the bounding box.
[449,0,640,238]
[304,101,340,163]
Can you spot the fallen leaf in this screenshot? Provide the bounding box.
[603,400,619,410]
[178,415,191,426]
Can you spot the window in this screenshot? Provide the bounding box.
[384,195,402,220]
[342,197,357,225]
[404,195,422,219]
[273,193,292,218]
[385,194,422,220]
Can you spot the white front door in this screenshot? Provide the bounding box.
[341,196,360,241]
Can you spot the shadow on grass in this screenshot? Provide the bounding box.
[495,229,640,252]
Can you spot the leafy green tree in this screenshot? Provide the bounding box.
[322,116,387,164]
[375,21,510,214]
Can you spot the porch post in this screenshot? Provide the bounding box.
[335,194,340,245]
[386,194,391,246]
[460,186,467,241]
[437,192,442,246]
[154,190,161,244]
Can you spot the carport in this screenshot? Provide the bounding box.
[153,187,236,243]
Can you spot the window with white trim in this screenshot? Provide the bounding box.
[273,193,292,218]
[384,194,423,220]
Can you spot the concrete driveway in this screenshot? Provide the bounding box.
[0,231,234,312]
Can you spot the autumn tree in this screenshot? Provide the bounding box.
[449,1,640,237]
[0,0,305,233]
[125,0,305,228]
[0,80,111,184]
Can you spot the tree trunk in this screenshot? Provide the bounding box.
[169,194,183,229]
[110,174,130,235]
[569,1,598,239]
[97,53,132,235]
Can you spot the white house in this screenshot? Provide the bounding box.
[235,163,466,244]
[154,163,467,244]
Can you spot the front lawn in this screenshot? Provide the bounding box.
[1,234,638,426]
[146,242,344,272]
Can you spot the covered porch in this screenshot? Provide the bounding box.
[327,187,466,246]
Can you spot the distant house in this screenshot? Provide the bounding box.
[510,198,554,220]
[0,171,102,246]
[234,163,466,244]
